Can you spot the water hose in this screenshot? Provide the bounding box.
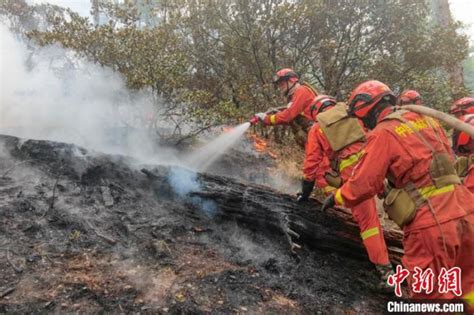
[403,104,474,137]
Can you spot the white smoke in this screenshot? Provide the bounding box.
[168,167,217,217]
[0,24,176,163]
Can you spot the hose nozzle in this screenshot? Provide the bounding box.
[249,116,260,125]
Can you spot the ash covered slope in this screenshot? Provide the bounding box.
[0,134,396,314]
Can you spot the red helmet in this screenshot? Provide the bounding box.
[450,97,474,117]
[398,90,422,106]
[310,95,336,120]
[272,68,299,85]
[347,80,396,118]
[453,114,474,154]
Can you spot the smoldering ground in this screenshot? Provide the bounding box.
[0,134,393,313]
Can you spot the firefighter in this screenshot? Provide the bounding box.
[321,80,474,304]
[453,114,474,193]
[252,68,318,125]
[397,90,423,106]
[251,68,319,191]
[300,95,392,289]
[450,97,474,118]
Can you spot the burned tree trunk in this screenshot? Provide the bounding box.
[142,166,404,264]
[1,133,403,265]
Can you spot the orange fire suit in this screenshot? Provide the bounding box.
[334,110,474,303]
[263,84,317,125]
[465,164,474,193]
[304,122,390,266]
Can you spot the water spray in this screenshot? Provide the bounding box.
[186,122,252,171]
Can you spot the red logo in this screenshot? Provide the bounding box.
[387,265,463,297]
[412,267,434,295]
[438,267,462,296]
[387,265,410,297]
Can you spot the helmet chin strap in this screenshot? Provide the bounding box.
[283,81,297,98]
[363,101,394,130]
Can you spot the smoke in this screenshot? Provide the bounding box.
[0,24,177,164]
[168,167,217,217]
[0,24,296,204]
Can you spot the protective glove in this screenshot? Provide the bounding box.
[254,112,267,121]
[321,193,335,211]
[296,179,314,203]
[250,113,267,125]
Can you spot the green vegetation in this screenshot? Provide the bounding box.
[1,0,470,134]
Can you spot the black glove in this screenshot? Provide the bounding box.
[296,180,314,203]
[321,193,335,212]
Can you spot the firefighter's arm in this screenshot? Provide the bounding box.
[302,126,332,190]
[334,130,393,208]
[315,129,337,193]
[263,87,313,125]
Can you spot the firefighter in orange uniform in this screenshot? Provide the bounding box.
[300,95,392,289]
[450,97,474,118]
[252,68,318,125]
[453,114,474,194]
[397,90,423,106]
[321,80,474,305]
[252,68,319,197]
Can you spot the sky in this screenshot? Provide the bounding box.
[27,0,91,17]
[450,0,474,42]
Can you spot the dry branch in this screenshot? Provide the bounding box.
[6,247,23,273]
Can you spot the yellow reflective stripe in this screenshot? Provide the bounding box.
[339,151,364,172]
[360,227,379,240]
[323,185,336,193]
[335,189,344,206]
[418,184,455,199]
[463,290,474,306]
[270,115,277,124]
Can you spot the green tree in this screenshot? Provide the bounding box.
[2,0,470,136]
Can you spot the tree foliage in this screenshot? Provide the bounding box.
[1,0,470,134]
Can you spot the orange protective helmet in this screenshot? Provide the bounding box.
[450,97,474,117]
[310,95,336,120]
[347,80,396,118]
[272,68,299,85]
[453,114,474,153]
[398,90,422,106]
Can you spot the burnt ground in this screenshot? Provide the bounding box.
[0,134,394,314]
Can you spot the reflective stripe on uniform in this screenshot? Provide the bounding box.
[335,188,344,206]
[360,227,379,240]
[418,184,455,199]
[323,185,336,193]
[463,290,474,306]
[270,115,277,124]
[339,151,364,172]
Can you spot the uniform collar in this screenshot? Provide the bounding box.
[377,106,396,123]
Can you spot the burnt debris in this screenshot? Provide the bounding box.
[0,134,402,313]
